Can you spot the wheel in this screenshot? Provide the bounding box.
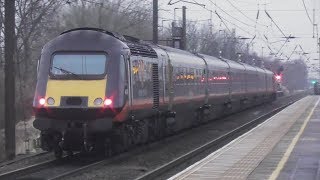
[100,138,111,157]
[54,147,63,159]
[111,125,129,154]
[67,150,73,157]
[139,120,149,144]
[193,110,202,126]
[104,146,112,157]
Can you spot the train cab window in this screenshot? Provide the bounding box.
[50,53,108,78]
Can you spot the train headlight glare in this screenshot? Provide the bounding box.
[104,98,112,106]
[39,98,46,105]
[47,97,55,105]
[94,98,103,105]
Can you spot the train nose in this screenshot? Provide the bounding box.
[43,79,107,108]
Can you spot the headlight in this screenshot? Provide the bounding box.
[39,98,46,105]
[94,98,103,105]
[47,97,55,105]
[104,98,112,106]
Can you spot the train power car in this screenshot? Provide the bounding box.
[33,28,277,158]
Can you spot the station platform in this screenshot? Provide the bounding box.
[169,95,320,180]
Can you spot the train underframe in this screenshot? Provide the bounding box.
[38,93,276,158]
[39,116,168,158]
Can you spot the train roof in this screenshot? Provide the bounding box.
[157,45,205,67]
[59,27,275,74]
[61,27,158,58]
[198,54,229,69]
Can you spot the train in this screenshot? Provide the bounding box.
[33,27,277,158]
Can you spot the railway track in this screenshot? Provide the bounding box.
[0,152,106,180]
[0,151,49,168]
[0,93,307,180]
[0,140,171,180]
[0,157,59,180]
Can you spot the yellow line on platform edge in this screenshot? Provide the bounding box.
[268,97,320,180]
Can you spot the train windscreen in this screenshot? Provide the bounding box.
[50,53,107,77]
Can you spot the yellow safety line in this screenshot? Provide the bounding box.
[269,97,320,180]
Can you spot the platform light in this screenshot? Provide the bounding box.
[104,98,112,106]
[39,98,46,105]
[275,75,281,81]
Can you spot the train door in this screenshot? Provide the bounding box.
[241,64,247,95]
[225,61,232,101]
[264,69,268,93]
[124,55,133,110]
[160,54,167,105]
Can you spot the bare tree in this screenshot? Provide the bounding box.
[60,0,153,40]
[14,0,64,120]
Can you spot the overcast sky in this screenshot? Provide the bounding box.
[158,0,319,78]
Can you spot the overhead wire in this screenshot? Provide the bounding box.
[217,11,254,36]
[214,11,232,33]
[255,31,289,58]
[207,0,288,58]
[224,0,268,27]
[80,0,305,61]
[206,0,298,60]
[216,11,286,58]
[264,10,287,38]
[207,0,257,28]
[288,45,298,60]
[203,0,289,59]
[301,0,313,25]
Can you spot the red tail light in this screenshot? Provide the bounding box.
[104,98,112,106]
[39,98,46,105]
[275,75,281,81]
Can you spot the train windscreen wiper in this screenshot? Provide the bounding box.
[52,66,81,79]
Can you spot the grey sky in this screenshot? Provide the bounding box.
[158,0,319,78]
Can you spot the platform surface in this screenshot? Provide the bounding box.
[169,96,320,180]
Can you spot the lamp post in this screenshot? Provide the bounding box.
[153,0,158,44]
